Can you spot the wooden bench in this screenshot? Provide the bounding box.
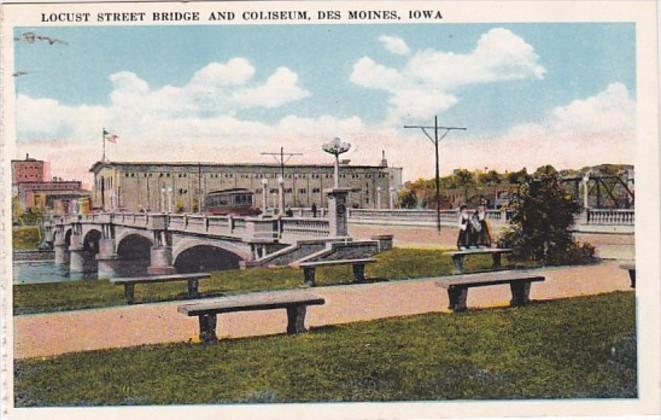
[110,272,210,304]
[177,290,325,343]
[297,258,377,287]
[444,248,513,274]
[436,270,545,312]
[619,262,635,288]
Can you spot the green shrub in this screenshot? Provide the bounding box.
[500,167,596,265]
[13,226,42,250]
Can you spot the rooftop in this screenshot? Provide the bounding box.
[90,160,400,173]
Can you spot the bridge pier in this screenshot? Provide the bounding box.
[53,240,70,265]
[148,230,175,275]
[96,237,119,278]
[68,228,85,273]
[148,246,176,275]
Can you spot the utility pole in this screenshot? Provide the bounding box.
[404,116,466,233]
[260,147,303,214]
[261,146,304,179]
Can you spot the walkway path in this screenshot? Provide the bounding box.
[349,223,635,260]
[14,260,632,359]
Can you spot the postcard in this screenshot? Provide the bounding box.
[1,1,659,419]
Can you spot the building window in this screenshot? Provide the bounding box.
[299,188,307,194]
[312,188,321,193]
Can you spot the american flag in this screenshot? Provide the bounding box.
[103,129,118,144]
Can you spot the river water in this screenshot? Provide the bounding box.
[12,258,150,285]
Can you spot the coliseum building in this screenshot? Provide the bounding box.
[90,156,403,212]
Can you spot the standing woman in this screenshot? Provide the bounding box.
[456,204,471,250]
[477,198,492,248]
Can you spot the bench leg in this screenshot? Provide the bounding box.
[492,253,502,268]
[353,263,366,283]
[303,267,316,287]
[187,279,200,298]
[452,255,464,274]
[447,285,468,312]
[510,281,532,306]
[124,284,135,304]
[628,269,636,288]
[198,313,218,343]
[286,305,307,334]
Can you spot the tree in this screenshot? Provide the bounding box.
[478,169,502,186]
[453,169,475,202]
[506,167,532,184]
[501,171,595,265]
[397,188,418,209]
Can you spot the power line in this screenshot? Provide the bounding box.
[260,147,304,178]
[404,116,467,233]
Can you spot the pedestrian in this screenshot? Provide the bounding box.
[285,207,294,217]
[477,198,492,248]
[456,204,471,250]
[311,203,317,218]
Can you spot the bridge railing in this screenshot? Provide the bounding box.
[584,209,634,225]
[280,217,331,238]
[345,208,510,225]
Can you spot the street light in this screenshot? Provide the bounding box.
[322,137,351,188]
[261,178,268,215]
[277,175,285,215]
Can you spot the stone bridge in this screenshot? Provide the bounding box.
[43,211,385,278]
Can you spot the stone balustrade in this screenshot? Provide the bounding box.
[584,209,635,225]
[280,217,331,238]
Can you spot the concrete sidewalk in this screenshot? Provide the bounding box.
[13,260,633,360]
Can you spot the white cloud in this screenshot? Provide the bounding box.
[105,57,309,121]
[428,83,636,177]
[378,35,410,55]
[350,57,404,90]
[351,28,546,124]
[232,67,310,109]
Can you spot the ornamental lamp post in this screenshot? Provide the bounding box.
[261,177,269,216]
[322,137,352,237]
[322,137,351,189]
[582,170,591,210]
[277,175,285,215]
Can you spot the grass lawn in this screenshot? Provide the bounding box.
[14,248,526,315]
[12,226,42,250]
[14,291,636,405]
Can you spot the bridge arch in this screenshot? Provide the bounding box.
[172,238,249,273]
[116,233,153,276]
[82,229,102,255]
[115,229,153,248]
[63,228,72,248]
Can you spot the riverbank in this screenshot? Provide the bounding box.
[13,248,512,314]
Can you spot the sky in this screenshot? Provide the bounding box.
[13,23,636,185]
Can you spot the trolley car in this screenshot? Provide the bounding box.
[203,188,261,216]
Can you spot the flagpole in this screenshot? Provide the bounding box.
[102,128,106,162]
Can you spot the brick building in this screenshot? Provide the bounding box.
[11,153,45,186]
[90,157,403,212]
